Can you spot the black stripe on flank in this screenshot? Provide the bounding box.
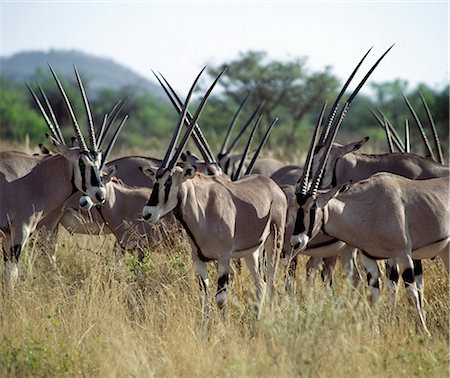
[173,205,211,262]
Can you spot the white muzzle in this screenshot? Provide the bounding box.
[142,205,162,223]
[290,233,310,253]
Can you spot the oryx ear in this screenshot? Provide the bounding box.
[317,181,352,208]
[46,133,70,156]
[102,164,117,183]
[139,166,157,181]
[341,137,370,156]
[183,164,197,180]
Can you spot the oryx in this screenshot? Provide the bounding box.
[290,67,449,335]
[0,65,125,289]
[141,68,287,317]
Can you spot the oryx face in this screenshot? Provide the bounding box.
[72,150,107,205]
[290,195,322,253]
[142,165,196,223]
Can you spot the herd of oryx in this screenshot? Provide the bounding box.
[0,46,448,335]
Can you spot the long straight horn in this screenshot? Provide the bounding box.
[26,83,62,143]
[226,101,265,154]
[160,67,207,170]
[296,101,327,196]
[97,98,127,149]
[401,91,435,161]
[73,65,96,151]
[233,114,263,181]
[310,44,394,195]
[383,117,394,153]
[370,108,405,152]
[154,70,216,164]
[37,84,66,144]
[317,46,373,147]
[419,92,444,164]
[48,64,89,151]
[100,115,128,169]
[404,118,410,153]
[168,67,227,169]
[220,92,251,156]
[245,117,278,176]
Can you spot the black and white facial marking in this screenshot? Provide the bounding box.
[74,151,106,205]
[290,195,320,253]
[142,169,177,223]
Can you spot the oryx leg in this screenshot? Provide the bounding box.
[285,255,298,293]
[321,256,337,286]
[396,254,430,336]
[306,256,321,284]
[413,259,424,311]
[191,252,209,319]
[385,258,399,308]
[340,247,361,288]
[244,247,267,318]
[2,226,30,291]
[263,230,280,297]
[215,259,231,315]
[360,253,381,304]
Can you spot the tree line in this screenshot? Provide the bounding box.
[1,51,448,160]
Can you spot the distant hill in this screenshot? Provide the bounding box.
[0,49,166,100]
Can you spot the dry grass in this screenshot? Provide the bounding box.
[0,227,448,377]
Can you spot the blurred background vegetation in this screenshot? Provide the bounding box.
[1,49,448,161]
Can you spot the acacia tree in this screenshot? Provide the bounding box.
[207,51,339,143]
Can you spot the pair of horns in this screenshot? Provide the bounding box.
[219,95,265,160]
[151,70,217,166]
[297,45,394,199]
[158,66,227,174]
[27,65,127,168]
[232,115,278,181]
[370,108,405,152]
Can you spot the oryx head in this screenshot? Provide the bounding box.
[290,45,393,254]
[27,65,127,207]
[142,66,226,223]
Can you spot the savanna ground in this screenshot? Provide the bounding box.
[0,143,448,377]
[0,225,448,377]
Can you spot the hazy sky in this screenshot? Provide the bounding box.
[1,1,448,94]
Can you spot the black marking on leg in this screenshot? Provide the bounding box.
[413,260,423,276]
[366,272,380,289]
[387,263,399,283]
[197,275,207,292]
[5,244,22,262]
[217,274,229,295]
[402,267,415,285]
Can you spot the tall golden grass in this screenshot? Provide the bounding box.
[0,226,448,377]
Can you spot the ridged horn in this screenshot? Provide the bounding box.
[100,115,128,169]
[233,114,263,181]
[220,92,251,156]
[37,84,65,144]
[383,117,394,153]
[97,98,126,148]
[152,70,216,165]
[226,101,265,155]
[310,45,394,195]
[404,118,410,153]
[25,83,62,144]
[296,101,327,197]
[317,46,373,147]
[48,64,89,152]
[419,92,444,164]
[401,91,435,161]
[245,117,279,176]
[370,108,405,152]
[168,67,227,169]
[73,65,96,150]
